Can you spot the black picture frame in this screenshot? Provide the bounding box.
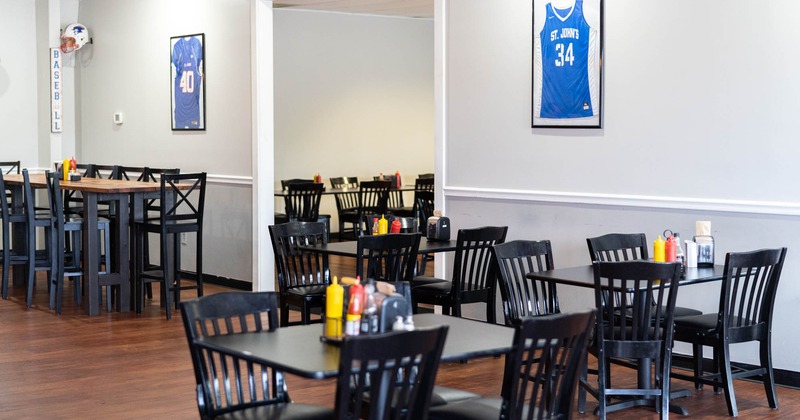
[532,0,603,128]
[170,33,206,131]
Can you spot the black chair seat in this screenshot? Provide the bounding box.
[430,386,480,407]
[429,397,502,420]
[411,279,451,294]
[410,275,449,287]
[214,403,333,420]
[285,285,327,299]
[673,313,719,332]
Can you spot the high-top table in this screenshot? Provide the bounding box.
[195,313,514,380]
[5,173,185,316]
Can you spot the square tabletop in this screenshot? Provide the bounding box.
[196,313,514,380]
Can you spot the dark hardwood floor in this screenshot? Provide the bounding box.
[0,257,797,418]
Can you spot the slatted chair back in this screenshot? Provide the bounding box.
[493,240,559,326]
[280,178,313,191]
[356,233,421,283]
[330,176,358,189]
[358,180,391,226]
[719,248,786,336]
[268,221,330,295]
[180,292,289,419]
[283,182,324,223]
[452,226,508,298]
[591,261,682,418]
[335,327,448,420]
[587,233,649,262]
[503,311,595,420]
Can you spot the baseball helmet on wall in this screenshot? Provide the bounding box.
[60,23,90,53]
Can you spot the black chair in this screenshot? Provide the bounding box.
[493,240,559,326]
[45,171,112,314]
[671,247,787,417]
[21,169,56,308]
[0,171,27,300]
[356,233,421,283]
[0,161,21,174]
[411,226,508,323]
[330,176,358,190]
[282,182,324,224]
[180,291,333,420]
[415,190,434,232]
[583,261,682,419]
[268,221,330,327]
[587,233,702,319]
[351,180,391,238]
[135,172,206,320]
[331,178,361,241]
[62,163,95,216]
[418,173,434,179]
[336,326,449,420]
[118,166,147,182]
[429,310,596,420]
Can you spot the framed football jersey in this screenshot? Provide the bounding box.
[532,0,603,128]
[171,33,206,131]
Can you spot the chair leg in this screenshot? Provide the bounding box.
[719,342,738,417]
[692,342,703,390]
[760,338,778,409]
[25,226,35,308]
[280,300,290,327]
[577,353,588,413]
[301,303,311,325]
[162,234,172,320]
[597,349,608,419]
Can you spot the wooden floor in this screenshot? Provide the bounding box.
[1,259,798,419]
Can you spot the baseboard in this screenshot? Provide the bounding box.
[672,354,800,389]
[178,270,252,291]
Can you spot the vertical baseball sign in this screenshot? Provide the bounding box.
[50,48,62,133]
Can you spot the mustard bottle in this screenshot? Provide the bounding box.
[653,235,666,262]
[62,158,70,181]
[378,215,389,235]
[325,276,344,338]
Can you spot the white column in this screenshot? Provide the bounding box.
[251,0,275,291]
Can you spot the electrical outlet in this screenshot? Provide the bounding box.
[181,233,187,245]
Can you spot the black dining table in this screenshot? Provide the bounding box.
[528,263,725,415]
[302,237,456,259]
[195,313,514,380]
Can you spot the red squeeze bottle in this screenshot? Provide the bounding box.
[345,278,364,336]
[395,170,401,188]
[665,235,676,262]
[390,218,401,233]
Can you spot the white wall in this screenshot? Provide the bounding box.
[77,0,255,283]
[441,0,800,371]
[0,0,40,167]
[274,10,434,230]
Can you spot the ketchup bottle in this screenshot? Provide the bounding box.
[390,218,401,233]
[395,170,401,188]
[345,278,364,336]
[665,234,677,262]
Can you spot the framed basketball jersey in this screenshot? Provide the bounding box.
[532,0,603,128]
[171,33,206,130]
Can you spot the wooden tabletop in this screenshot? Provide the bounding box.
[4,173,185,193]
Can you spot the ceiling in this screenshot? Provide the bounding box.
[273,0,434,19]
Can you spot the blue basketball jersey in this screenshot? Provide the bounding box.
[172,37,203,128]
[539,0,594,119]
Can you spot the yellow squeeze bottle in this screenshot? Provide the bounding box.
[378,215,389,235]
[62,158,70,181]
[653,235,666,262]
[325,276,344,337]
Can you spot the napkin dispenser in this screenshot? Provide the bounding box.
[693,235,715,267]
[426,215,450,241]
